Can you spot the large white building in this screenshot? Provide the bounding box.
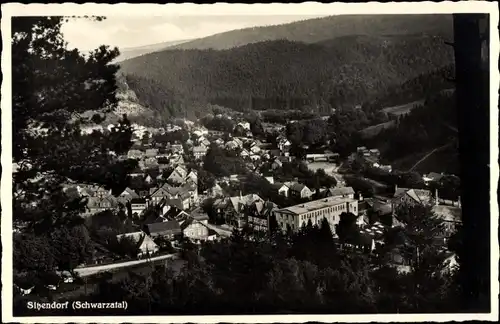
[273,196,359,235]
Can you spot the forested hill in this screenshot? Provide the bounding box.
[115,39,191,62]
[120,34,454,115]
[166,14,453,50]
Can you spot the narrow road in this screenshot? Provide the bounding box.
[409,143,452,172]
[74,253,177,277]
[330,162,346,187]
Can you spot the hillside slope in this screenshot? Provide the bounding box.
[115,39,191,62]
[120,35,454,114]
[167,14,453,50]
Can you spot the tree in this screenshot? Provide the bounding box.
[12,17,133,274]
[109,114,134,155]
[13,233,56,272]
[50,225,95,270]
[336,212,361,245]
[249,117,264,137]
[197,169,216,193]
[386,202,453,311]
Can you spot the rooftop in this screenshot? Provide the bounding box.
[276,196,356,215]
[329,186,355,197]
[146,220,182,235]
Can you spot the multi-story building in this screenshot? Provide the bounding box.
[193,146,208,159]
[273,196,359,235]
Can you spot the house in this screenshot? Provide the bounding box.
[209,183,225,197]
[117,187,140,204]
[264,176,274,184]
[271,158,283,170]
[237,121,251,130]
[288,182,313,199]
[169,155,185,166]
[116,232,159,257]
[246,201,279,232]
[240,149,250,158]
[193,146,208,159]
[273,182,290,197]
[167,166,188,184]
[180,217,211,242]
[392,186,436,210]
[127,149,143,159]
[213,193,264,228]
[171,144,184,154]
[327,187,355,199]
[278,139,291,152]
[432,205,462,237]
[150,186,172,205]
[144,220,182,240]
[161,204,190,222]
[200,138,211,147]
[250,154,261,162]
[144,157,158,167]
[391,187,437,226]
[186,170,198,184]
[357,146,368,154]
[225,140,239,150]
[145,148,159,158]
[233,138,244,147]
[250,144,261,154]
[130,198,147,218]
[85,196,118,216]
[144,174,154,184]
[423,172,445,185]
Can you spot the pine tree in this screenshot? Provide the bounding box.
[12,17,135,280]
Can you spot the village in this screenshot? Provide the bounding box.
[47,113,463,279]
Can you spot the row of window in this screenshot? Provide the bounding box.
[299,204,353,220]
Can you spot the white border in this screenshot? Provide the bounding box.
[1,2,499,323]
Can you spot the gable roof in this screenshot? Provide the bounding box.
[228,194,263,212]
[426,172,444,181]
[394,188,433,205]
[146,220,182,235]
[119,187,139,199]
[86,196,117,208]
[329,186,355,197]
[289,182,308,192]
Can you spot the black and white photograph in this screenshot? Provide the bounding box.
[1,2,498,322]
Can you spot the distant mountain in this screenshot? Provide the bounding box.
[166,14,453,50]
[120,34,454,116]
[115,39,191,62]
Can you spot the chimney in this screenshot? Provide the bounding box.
[395,184,398,192]
[359,192,363,201]
[435,189,439,206]
[239,190,243,199]
[458,195,461,208]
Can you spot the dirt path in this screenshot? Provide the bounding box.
[409,143,452,172]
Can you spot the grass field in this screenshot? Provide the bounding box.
[359,120,396,139]
[382,99,425,116]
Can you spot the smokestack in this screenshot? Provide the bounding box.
[435,189,439,206]
[395,184,398,192]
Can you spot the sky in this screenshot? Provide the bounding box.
[61,15,327,51]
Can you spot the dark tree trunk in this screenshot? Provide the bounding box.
[453,13,491,312]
